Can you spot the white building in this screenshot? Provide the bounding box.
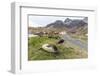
[59,31,66,35]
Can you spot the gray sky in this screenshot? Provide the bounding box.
[29,15,85,27]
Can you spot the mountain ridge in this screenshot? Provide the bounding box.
[46,17,88,34]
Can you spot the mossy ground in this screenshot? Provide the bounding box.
[28,36,88,60]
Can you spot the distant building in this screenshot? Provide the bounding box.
[59,31,66,35]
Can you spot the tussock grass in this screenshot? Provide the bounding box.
[28,36,88,60]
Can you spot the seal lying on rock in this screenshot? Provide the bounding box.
[41,44,59,54]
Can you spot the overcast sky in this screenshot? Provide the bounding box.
[29,15,85,27]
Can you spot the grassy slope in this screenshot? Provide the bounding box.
[69,33,88,44]
[28,36,87,60]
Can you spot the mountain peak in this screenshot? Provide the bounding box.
[64,18,72,22]
[64,18,72,25]
[46,20,65,28]
[46,17,87,30]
